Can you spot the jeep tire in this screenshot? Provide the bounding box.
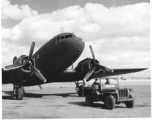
[125,94,134,108]
[85,94,93,106]
[105,95,115,110]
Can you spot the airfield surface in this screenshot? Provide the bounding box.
[2,80,151,118]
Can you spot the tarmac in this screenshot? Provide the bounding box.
[2,80,151,118]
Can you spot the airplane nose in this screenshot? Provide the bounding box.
[61,37,85,52]
[56,36,85,72]
[76,37,84,52]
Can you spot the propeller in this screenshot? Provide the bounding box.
[89,46,113,73]
[4,64,25,70]
[89,46,95,61]
[30,65,46,83]
[83,67,95,85]
[89,45,101,67]
[4,42,47,83]
[83,46,96,86]
[28,42,35,61]
[83,45,113,86]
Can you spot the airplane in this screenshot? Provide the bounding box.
[2,32,147,100]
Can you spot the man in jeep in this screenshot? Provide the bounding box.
[105,78,110,84]
[92,78,101,95]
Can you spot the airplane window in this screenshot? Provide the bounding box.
[61,36,64,39]
[65,35,72,39]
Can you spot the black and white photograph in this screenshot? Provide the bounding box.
[1,0,151,119]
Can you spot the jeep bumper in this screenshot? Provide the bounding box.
[117,97,134,102]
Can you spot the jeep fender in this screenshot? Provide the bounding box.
[103,93,117,101]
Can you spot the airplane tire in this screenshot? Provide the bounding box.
[125,94,134,108]
[85,94,93,106]
[16,87,24,100]
[105,95,115,110]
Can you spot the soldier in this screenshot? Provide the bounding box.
[92,78,101,95]
[105,78,110,84]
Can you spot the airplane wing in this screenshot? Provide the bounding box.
[2,69,14,84]
[2,68,44,86]
[92,68,147,78]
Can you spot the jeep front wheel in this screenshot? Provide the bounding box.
[85,94,93,106]
[105,95,115,110]
[125,94,134,108]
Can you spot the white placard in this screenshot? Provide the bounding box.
[105,85,115,88]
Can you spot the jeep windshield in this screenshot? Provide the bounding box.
[100,78,119,89]
[100,78,118,85]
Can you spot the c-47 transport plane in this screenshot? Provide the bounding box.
[2,32,147,100]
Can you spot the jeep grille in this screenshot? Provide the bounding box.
[118,89,128,97]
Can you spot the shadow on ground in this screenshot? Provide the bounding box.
[68,101,126,110]
[68,101,105,109]
[2,91,15,100]
[2,91,78,100]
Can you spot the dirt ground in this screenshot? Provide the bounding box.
[2,80,151,118]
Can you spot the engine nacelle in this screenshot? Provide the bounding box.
[75,58,101,79]
[14,55,35,82]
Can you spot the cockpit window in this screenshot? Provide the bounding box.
[61,36,64,39]
[65,34,72,39]
[56,34,73,43]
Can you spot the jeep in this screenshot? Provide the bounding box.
[83,79,134,110]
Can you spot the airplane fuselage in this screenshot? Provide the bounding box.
[24,33,85,86]
[33,33,84,73]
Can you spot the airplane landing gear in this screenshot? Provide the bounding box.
[13,84,24,100]
[75,81,84,97]
[16,86,24,100]
[13,84,17,94]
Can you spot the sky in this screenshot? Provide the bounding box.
[1,0,150,71]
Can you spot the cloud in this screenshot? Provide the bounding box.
[51,5,84,21]
[100,36,150,53]
[2,2,150,43]
[2,41,28,66]
[1,2,150,68]
[1,0,38,20]
[83,3,149,38]
[74,39,150,68]
[80,23,101,33]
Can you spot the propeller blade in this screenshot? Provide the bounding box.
[71,61,74,69]
[83,67,95,86]
[38,85,43,90]
[30,65,47,83]
[89,45,95,60]
[4,64,24,71]
[28,41,35,61]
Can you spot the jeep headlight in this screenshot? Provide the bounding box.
[128,89,130,93]
[116,89,118,93]
[128,88,133,93]
[130,88,133,92]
